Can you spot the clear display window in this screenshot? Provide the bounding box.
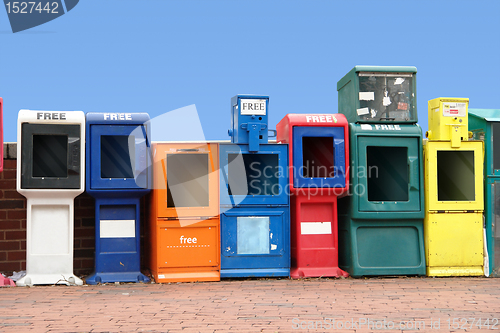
[358,73,414,122]
[166,154,209,208]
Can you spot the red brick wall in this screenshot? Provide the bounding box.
[0,159,27,274]
[73,192,96,277]
[0,157,97,277]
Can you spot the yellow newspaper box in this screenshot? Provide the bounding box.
[424,97,485,276]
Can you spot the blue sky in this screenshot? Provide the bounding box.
[1,0,499,142]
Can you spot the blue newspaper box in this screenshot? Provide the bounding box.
[220,95,290,277]
[85,112,151,284]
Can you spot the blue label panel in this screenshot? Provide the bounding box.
[237,216,270,255]
[99,205,136,254]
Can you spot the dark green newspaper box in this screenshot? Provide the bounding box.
[337,66,426,277]
[469,108,500,276]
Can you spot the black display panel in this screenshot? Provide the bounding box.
[33,135,68,178]
[166,154,209,208]
[101,135,135,179]
[367,146,409,202]
[437,151,475,201]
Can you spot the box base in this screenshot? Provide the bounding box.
[221,268,289,278]
[85,271,150,285]
[427,266,484,277]
[290,266,348,279]
[16,274,83,286]
[152,270,220,283]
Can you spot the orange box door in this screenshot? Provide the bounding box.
[157,219,219,269]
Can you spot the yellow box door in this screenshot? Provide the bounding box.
[424,141,484,212]
[424,212,483,276]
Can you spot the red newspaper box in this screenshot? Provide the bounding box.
[277,114,349,278]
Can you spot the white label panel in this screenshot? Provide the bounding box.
[100,220,135,238]
[360,124,373,130]
[240,99,266,115]
[301,222,332,235]
[443,102,466,117]
[32,205,70,255]
[357,107,370,116]
[359,92,374,101]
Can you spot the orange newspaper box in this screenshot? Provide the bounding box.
[147,142,220,282]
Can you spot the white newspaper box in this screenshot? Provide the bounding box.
[16,110,85,286]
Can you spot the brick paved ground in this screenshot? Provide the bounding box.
[0,277,499,333]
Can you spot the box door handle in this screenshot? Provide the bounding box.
[135,138,146,174]
[161,158,168,189]
[334,138,345,176]
[134,138,147,188]
[67,137,80,175]
[408,156,419,190]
